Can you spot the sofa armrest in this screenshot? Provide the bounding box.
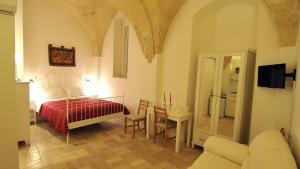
[204,136,249,165]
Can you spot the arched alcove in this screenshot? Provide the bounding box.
[191,1,259,54]
[185,0,283,113]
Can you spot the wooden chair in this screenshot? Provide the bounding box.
[153,106,177,147]
[124,99,149,138]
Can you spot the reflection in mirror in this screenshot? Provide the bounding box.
[217,56,241,137]
[197,57,216,134]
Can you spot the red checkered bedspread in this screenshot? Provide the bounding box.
[39,98,129,135]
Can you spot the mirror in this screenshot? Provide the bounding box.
[197,57,216,134]
[216,56,241,137]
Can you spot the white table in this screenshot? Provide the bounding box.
[146,106,193,153]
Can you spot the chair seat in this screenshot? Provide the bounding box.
[124,99,149,138]
[156,120,177,128]
[126,113,145,121]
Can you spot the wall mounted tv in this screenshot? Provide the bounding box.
[257,64,286,88]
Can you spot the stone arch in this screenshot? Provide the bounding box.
[262,0,300,46]
[193,0,258,20]
[43,0,299,62]
[103,0,155,63]
[192,0,300,48]
[104,0,186,63]
[192,0,259,52]
[44,0,117,57]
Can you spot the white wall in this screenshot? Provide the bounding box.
[188,1,257,110]
[157,0,258,107]
[156,0,213,106]
[157,0,296,143]
[249,3,296,140]
[195,4,257,53]
[0,4,19,169]
[23,0,98,82]
[291,25,300,166]
[100,14,157,113]
[157,0,258,108]
[15,0,24,79]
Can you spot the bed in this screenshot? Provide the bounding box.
[33,71,129,143]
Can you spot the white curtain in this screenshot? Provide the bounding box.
[113,18,128,78]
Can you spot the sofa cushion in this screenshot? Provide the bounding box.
[241,157,249,169]
[189,152,240,169]
[249,129,290,155]
[204,136,249,165]
[244,150,297,169]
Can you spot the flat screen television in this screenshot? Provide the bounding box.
[258,64,286,88]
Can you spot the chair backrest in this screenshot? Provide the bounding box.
[154,106,168,126]
[138,99,149,117]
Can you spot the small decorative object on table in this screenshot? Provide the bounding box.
[169,92,172,106]
[48,44,76,67]
[163,91,172,106]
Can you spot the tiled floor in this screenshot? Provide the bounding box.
[19,119,201,169]
[217,117,234,137]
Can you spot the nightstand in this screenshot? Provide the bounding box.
[30,101,36,124]
[17,82,30,144]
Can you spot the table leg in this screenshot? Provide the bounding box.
[175,120,182,153]
[146,112,150,139]
[186,119,192,147]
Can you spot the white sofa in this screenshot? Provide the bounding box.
[189,130,297,169]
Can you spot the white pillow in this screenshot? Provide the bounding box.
[64,87,85,98]
[34,78,50,89]
[46,87,66,99]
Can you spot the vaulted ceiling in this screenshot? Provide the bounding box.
[263,0,300,47]
[44,0,300,63]
[44,0,117,57]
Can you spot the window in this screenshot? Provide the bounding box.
[113,18,129,78]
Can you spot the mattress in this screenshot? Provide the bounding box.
[39,98,129,135]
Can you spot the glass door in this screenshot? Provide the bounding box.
[196,56,219,135]
[214,56,241,138]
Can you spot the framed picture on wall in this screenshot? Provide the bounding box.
[48,44,76,67]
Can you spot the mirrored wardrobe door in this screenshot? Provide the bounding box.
[196,56,218,135]
[215,55,242,138]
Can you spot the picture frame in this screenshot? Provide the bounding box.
[48,44,76,67]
